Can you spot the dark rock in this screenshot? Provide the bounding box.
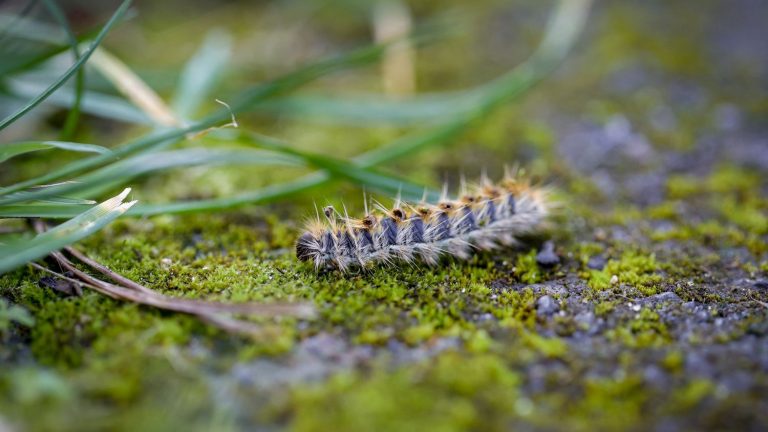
[574,311,596,331]
[649,292,682,303]
[536,241,560,267]
[536,295,558,316]
[753,280,768,290]
[682,301,699,311]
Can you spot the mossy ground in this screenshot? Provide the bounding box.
[2,1,768,431]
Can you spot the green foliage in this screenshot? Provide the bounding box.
[0,141,110,163]
[0,188,135,274]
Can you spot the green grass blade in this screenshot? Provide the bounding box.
[0,38,398,200]
[241,132,439,201]
[1,192,95,205]
[0,0,132,131]
[132,172,330,217]
[4,81,152,124]
[0,141,112,163]
[0,1,587,217]
[171,29,232,121]
[0,148,304,207]
[0,204,93,218]
[69,148,305,198]
[128,0,592,216]
[41,0,84,139]
[251,91,483,125]
[0,188,136,274]
[252,0,590,126]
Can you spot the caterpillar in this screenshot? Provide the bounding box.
[295,168,551,272]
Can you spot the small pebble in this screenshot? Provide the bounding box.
[536,295,558,316]
[610,274,619,285]
[536,241,560,267]
[650,292,681,303]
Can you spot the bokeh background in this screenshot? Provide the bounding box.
[1,0,767,430]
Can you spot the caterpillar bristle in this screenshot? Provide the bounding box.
[296,169,550,272]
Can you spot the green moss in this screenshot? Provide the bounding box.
[667,380,715,412]
[289,351,520,432]
[403,323,436,345]
[661,349,684,373]
[594,301,616,317]
[465,329,493,353]
[659,165,766,254]
[646,201,680,220]
[521,331,568,359]
[573,375,648,430]
[586,250,662,295]
[514,250,542,284]
[606,307,671,348]
[667,175,701,199]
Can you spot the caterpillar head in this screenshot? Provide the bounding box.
[295,231,319,262]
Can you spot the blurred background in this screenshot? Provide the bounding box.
[1,1,767,431]
[2,0,765,213]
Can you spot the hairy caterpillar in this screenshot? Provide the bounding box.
[295,168,550,272]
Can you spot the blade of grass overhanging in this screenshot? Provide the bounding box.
[225,29,442,114]
[0,0,131,131]
[0,188,135,274]
[0,0,589,217]
[171,29,232,121]
[1,193,95,205]
[0,9,134,77]
[4,81,152,124]
[90,48,181,127]
[0,36,404,200]
[68,148,305,198]
[0,148,304,211]
[0,141,111,163]
[41,0,84,139]
[241,132,439,201]
[119,0,592,216]
[252,0,591,126]
[1,181,99,207]
[251,92,479,125]
[0,204,93,218]
[129,172,330,216]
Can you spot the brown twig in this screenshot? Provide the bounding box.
[31,221,315,335]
